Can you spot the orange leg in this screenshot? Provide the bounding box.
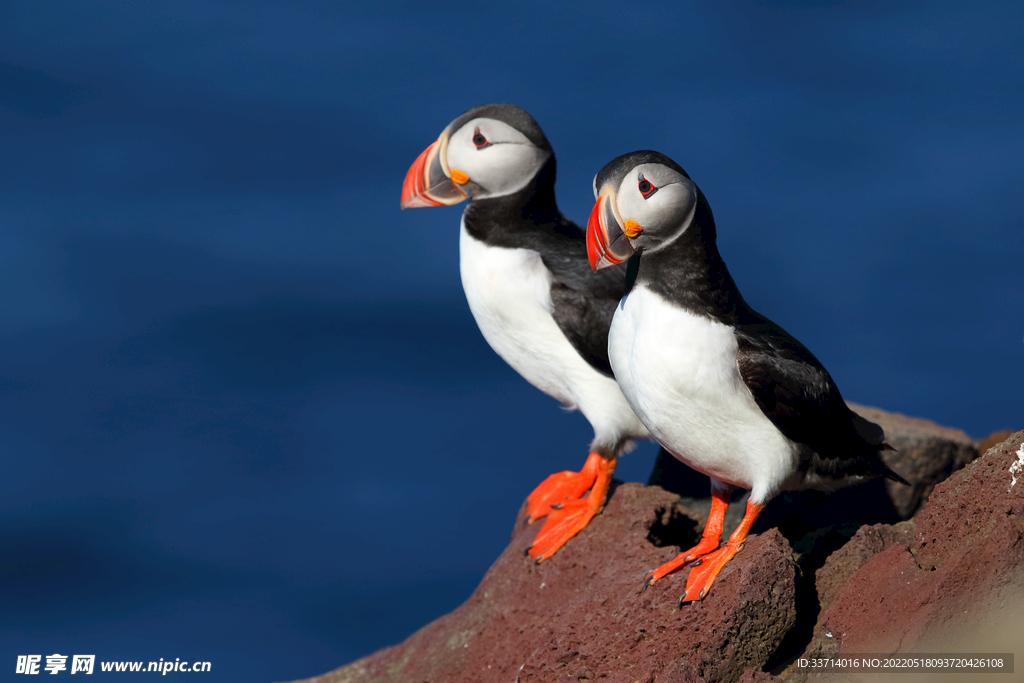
[526,452,604,523]
[644,486,730,587]
[678,499,765,604]
[526,452,615,562]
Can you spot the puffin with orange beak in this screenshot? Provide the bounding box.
[402,104,651,562]
[588,150,907,604]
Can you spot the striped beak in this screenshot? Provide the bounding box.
[400,131,468,209]
[587,188,634,271]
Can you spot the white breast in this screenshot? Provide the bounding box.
[608,285,800,501]
[459,219,648,448]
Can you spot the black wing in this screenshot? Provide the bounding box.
[734,313,905,482]
[541,216,628,377]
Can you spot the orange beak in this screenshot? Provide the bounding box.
[400,132,468,209]
[587,189,634,271]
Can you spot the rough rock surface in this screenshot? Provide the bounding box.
[292,484,797,683]
[789,430,1024,675]
[813,520,916,614]
[978,429,1016,457]
[291,414,1017,683]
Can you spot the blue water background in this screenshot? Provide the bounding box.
[1,2,1022,680]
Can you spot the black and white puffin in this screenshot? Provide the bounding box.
[586,150,907,603]
[401,104,650,561]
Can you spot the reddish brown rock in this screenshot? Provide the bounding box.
[976,429,1016,459]
[291,412,998,683]
[291,483,797,683]
[813,520,916,614]
[798,430,1024,660]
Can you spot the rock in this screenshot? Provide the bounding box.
[794,430,1024,663]
[977,429,1016,458]
[813,520,916,614]
[290,483,798,683]
[774,520,917,679]
[291,412,998,683]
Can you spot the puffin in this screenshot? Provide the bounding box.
[586,150,908,603]
[401,104,651,561]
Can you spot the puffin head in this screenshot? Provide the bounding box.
[401,103,553,209]
[587,151,699,271]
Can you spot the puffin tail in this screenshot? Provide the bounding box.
[849,410,910,486]
[875,451,910,486]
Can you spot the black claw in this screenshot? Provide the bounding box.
[691,558,703,567]
[524,548,531,557]
[699,588,706,600]
[677,595,685,610]
[552,502,563,509]
[643,575,653,590]
[534,555,543,564]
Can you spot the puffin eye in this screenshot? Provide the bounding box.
[472,129,491,149]
[638,172,658,199]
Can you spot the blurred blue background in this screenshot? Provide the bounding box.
[1,1,1021,680]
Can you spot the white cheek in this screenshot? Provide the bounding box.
[616,184,654,226]
[615,179,696,239]
[445,118,551,198]
[653,184,697,232]
[455,145,550,197]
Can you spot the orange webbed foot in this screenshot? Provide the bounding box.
[677,544,740,604]
[643,536,720,588]
[526,470,593,523]
[643,487,729,588]
[677,500,765,604]
[526,452,614,562]
[527,498,597,562]
[642,489,767,604]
